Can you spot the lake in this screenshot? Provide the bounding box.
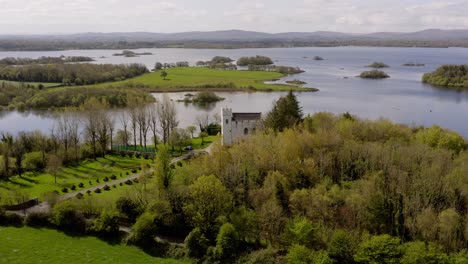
[0,47,467,137]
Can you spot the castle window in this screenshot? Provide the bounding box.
[244,128,249,135]
[226,119,229,124]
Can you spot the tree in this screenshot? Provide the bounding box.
[401,242,449,264]
[154,62,163,71]
[0,133,13,178]
[160,70,168,80]
[81,98,106,160]
[184,175,233,237]
[200,131,208,146]
[328,229,356,264]
[157,94,178,144]
[46,154,62,184]
[154,144,173,190]
[213,222,240,262]
[264,90,303,131]
[187,125,197,139]
[185,227,210,259]
[354,235,403,264]
[284,217,317,248]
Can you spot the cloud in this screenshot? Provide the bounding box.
[0,0,466,33]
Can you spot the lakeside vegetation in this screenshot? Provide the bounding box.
[177,92,225,104]
[403,63,425,67]
[422,64,468,89]
[359,70,390,79]
[236,55,274,66]
[113,50,153,57]
[0,63,148,85]
[0,56,94,65]
[0,227,187,264]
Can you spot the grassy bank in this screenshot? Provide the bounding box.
[0,227,187,264]
[93,67,312,92]
[0,155,150,202]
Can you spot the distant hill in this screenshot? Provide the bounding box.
[1,29,468,50]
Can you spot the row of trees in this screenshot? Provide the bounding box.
[0,56,94,65]
[0,63,148,85]
[247,64,305,74]
[237,55,274,66]
[154,61,189,70]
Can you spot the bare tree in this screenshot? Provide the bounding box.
[129,103,138,150]
[119,110,130,149]
[157,94,179,144]
[137,106,150,149]
[196,113,210,132]
[81,98,103,160]
[148,104,159,148]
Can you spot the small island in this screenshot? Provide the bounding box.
[366,62,389,68]
[177,91,225,104]
[422,64,468,88]
[359,70,390,79]
[403,63,425,67]
[112,50,153,57]
[286,79,307,85]
[236,55,274,66]
[313,56,324,60]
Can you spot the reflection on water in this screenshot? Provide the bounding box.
[0,47,467,137]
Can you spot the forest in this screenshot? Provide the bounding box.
[0,63,148,85]
[423,65,468,88]
[0,56,94,65]
[1,92,466,263]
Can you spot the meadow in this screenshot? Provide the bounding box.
[93,67,310,91]
[0,227,187,264]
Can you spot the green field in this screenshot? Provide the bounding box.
[0,155,150,203]
[92,67,310,91]
[0,227,187,264]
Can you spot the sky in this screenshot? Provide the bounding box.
[0,0,467,34]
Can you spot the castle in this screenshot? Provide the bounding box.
[221,108,262,146]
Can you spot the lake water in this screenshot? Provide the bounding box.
[0,47,467,137]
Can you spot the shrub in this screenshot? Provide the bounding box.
[128,152,134,158]
[70,185,76,191]
[110,175,117,180]
[62,187,69,193]
[185,227,210,259]
[359,70,390,79]
[78,183,84,188]
[119,182,123,186]
[76,193,84,199]
[86,190,91,195]
[170,164,175,169]
[51,201,86,232]
[94,188,102,193]
[177,161,183,167]
[125,180,133,185]
[113,185,116,188]
[126,172,130,176]
[92,209,120,235]
[133,178,139,183]
[88,181,92,185]
[25,212,52,227]
[131,212,158,246]
[213,223,240,261]
[116,197,143,220]
[135,153,141,158]
[131,169,137,173]
[120,151,126,157]
[96,179,100,183]
[0,210,24,227]
[103,176,109,182]
[103,185,111,191]
[144,154,149,160]
[354,235,403,264]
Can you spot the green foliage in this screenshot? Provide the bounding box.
[367,62,389,68]
[92,209,120,235]
[131,212,158,245]
[155,144,174,189]
[211,56,233,64]
[22,151,45,171]
[287,245,333,264]
[230,206,258,243]
[51,201,86,232]
[401,241,449,264]
[284,217,316,248]
[264,90,303,131]
[183,175,233,236]
[422,65,468,88]
[185,227,210,259]
[328,229,357,264]
[354,235,403,264]
[415,125,465,154]
[213,222,240,261]
[359,70,390,79]
[237,56,274,66]
[116,197,143,220]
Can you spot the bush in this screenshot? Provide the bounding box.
[119,182,123,186]
[125,180,133,185]
[103,176,109,182]
[51,201,86,232]
[128,152,134,158]
[78,183,84,188]
[213,222,240,261]
[177,161,183,167]
[76,193,84,199]
[126,172,130,176]
[70,185,76,191]
[96,179,100,183]
[25,212,52,227]
[131,212,158,246]
[120,151,126,157]
[135,153,141,158]
[89,181,92,185]
[86,190,91,195]
[110,175,117,180]
[94,188,102,194]
[0,210,24,227]
[144,154,150,160]
[354,235,403,264]
[116,197,143,220]
[62,187,69,193]
[131,169,137,173]
[92,209,120,235]
[133,178,139,183]
[112,185,116,188]
[185,227,210,259]
[103,185,111,191]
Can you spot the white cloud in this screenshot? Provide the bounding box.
[0,0,466,33]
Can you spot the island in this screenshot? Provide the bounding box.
[177,91,225,104]
[403,63,425,67]
[112,50,153,57]
[236,55,274,66]
[422,64,468,88]
[359,70,390,79]
[366,62,389,68]
[313,56,324,60]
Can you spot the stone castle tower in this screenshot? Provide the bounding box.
[221,108,261,146]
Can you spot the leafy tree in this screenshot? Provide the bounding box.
[401,241,449,264]
[46,154,62,184]
[328,229,357,264]
[160,70,168,80]
[154,62,163,70]
[264,90,303,131]
[92,210,120,235]
[213,222,240,261]
[185,227,210,259]
[131,212,158,246]
[354,235,403,264]
[284,216,317,248]
[200,131,209,145]
[187,125,197,138]
[287,244,312,264]
[184,175,233,237]
[116,197,143,221]
[154,144,173,190]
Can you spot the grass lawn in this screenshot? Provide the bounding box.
[0,155,151,203]
[0,80,61,88]
[91,67,309,91]
[114,136,218,154]
[0,227,187,264]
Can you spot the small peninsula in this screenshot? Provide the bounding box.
[359,70,390,79]
[422,64,468,88]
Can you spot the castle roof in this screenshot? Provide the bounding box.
[232,112,262,121]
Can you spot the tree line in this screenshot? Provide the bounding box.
[0,56,94,65]
[0,63,148,85]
